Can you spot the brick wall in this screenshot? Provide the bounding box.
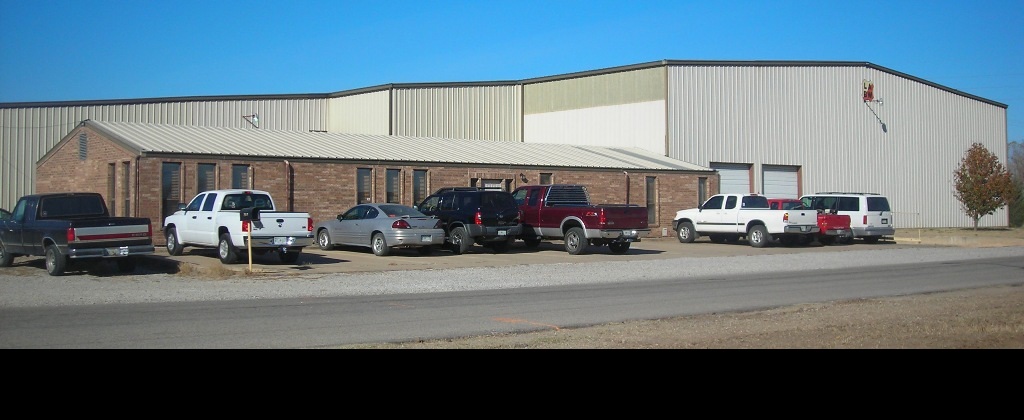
[37,128,718,246]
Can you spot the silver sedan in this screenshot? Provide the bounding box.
[314,203,446,256]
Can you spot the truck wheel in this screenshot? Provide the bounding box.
[372,233,391,256]
[449,227,471,255]
[564,227,588,255]
[608,242,631,254]
[165,227,184,256]
[317,229,335,250]
[45,244,67,276]
[218,233,239,264]
[0,243,13,267]
[747,225,769,248]
[279,248,302,264]
[676,222,697,243]
[116,257,138,273]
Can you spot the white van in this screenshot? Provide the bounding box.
[799,192,894,243]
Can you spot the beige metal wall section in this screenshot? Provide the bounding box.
[391,85,521,142]
[328,90,390,134]
[522,67,667,153]
[0,97,328,209]
[524,67,664,113]
[666,65,1008,229]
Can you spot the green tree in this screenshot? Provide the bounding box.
[1009,141,1024,227]
[953,143,1019,229]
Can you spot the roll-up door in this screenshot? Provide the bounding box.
[710,163,751,194]
[762,165,799,198]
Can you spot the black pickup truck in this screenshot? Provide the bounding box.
[0,192,155,275]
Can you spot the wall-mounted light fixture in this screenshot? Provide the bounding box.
[243,113,260,128]
[519,173,528,183]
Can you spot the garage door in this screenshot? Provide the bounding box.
[762,165,799,198]
[711,163,751,194]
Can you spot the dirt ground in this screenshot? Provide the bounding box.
[340,227,1024,349]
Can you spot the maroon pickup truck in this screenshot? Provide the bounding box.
[512,184,650,255]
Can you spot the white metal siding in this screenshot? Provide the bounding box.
[523,101,666,154]
[762,165,799,198]
[667,64,1008,228]
[711,163,751,194]
[328,91,390,134]
[0,98,328,209]
[391,85,521,141]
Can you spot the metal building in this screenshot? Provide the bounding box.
[1,60,1009,228]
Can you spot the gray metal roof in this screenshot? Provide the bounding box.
[83,120,710,171]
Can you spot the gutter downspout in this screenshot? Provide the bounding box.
[284,160,292,212]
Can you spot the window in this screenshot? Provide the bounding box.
[540,173,552,184]
[413,170,428,206]
[482,178,503,190]
[122,162,131,215]
[162,162,182,221]
[197,163,216,193]
[725,196,738,209]
[703,195,723,210]
[201,193,218,211]
[107,163,116,216]
[645,176,657,224]
[186,193,206,211]
[698,177,707,205]
[231,164,250,189]
[357,168,372,203]
[386,169,401,203]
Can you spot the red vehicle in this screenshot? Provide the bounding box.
[512,184,650,255]
[767,198,852,245]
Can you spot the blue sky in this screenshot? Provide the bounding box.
[2,0,1022,143]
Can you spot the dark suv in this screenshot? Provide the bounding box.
[416,187,523,254]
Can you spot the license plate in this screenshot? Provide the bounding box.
[119,246,129,256]
[882,218,888,224]
[273,237,287,245]
[421,235,432,242]
[800,226,807,232]
[497,230,507,236]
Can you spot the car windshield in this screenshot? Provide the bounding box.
[379,204,426,218]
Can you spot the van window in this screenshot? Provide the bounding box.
[867,197,891,211]
[837,197,859,211]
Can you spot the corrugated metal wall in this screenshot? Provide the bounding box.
[391,85,521,141]
[666,65,1008,228]
[328,90,390,134]
[0,97,328,209]
[522,67,667,153]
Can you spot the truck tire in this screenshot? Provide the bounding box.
[0,243,13,267]
[564,227,588,255]
[45,244,67,276]
[218,233,239,264]
[676,222,697,243]
[372,232,391,256]
[116,257,138,273]
[449,227,471,255]
[608,242,631,254]
[317,229,335,250]
[165,227,184,256]
[278,248,302,264]
[748,225,769,248]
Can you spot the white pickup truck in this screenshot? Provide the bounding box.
[163,189,314,264]
[673,193,819,248]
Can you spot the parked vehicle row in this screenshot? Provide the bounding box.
[0,187,895,274]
